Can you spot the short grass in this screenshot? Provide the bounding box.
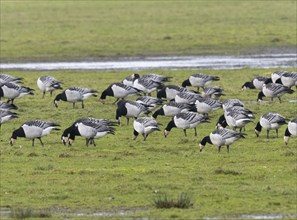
[0,68,296,219]
[0,1,296,62]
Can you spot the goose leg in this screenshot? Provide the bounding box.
[42,91,46,98]
[276,129,278,138]
[227,145,230,153]
[266,129,269,138]
[32,139,35,147]
[112,98,120,104]
[183,129,187,137]
[194,128,197,136]
[38,137,44,147]
[126,118,130,125]
[73,102,75,108]
[93,139,96,147]
[86,138,89,146]
[50,91,53,97]
[218,146,221,152]
[278,97,282,103]
[82,101,84,109]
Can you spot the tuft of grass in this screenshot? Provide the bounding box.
[10,208,52,219]
[214,167,242,176]
[153,192,193,209]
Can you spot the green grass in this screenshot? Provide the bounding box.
[0,68,296,219]
[0,1,296,62]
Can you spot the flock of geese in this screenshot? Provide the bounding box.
[0,70,296,152]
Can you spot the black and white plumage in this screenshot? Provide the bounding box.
[136,96,163,113]
[182,73,220,91]
[0,109,18,128]
[37,76,63,98]
[284,118,297,145]
[152,101,192,119]
[54,87,98,108]
[10,120,60,146]
[275,72,297,88]
[194,97,222,116]
[122,74,135,87]
[157,85,189,100]
[139,73,172,84]
[271,71,286,83]
[219,110,254,132]
[241,76,272,90]
[133,117,160,140]
[0,82,34,104]
[202,86,225,100]
[174,91,201,104]
[222,99,244,110]
[257,83,294,103]
[0,101,18,110]
[100,82,140,104]
[62,118,116,146]
[132,77,163,95]
[255,112,287,138]
[199,128,246,153]
[164,112,209,137]
[0,74,23,84]
[116,100,150,125]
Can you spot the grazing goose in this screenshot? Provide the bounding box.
[10,120,60,146]
[133,117,160,140]
[284,118,297,145]
[37,76,63,98]
[199,128,246,153]
[0,109,18,128]
[255,112,287,138]
[0,82,34,104]
[66,120,115,146]
[182,73,220,91]
[132,77,162,95]
[0,74,23,84]
[164,112,209,137]
[175,91,201,104]
[194,97,222,116]
[271,71,286,83]
[122,74,136,87]
[152,101,192,119]
[241,76,272,90]
[257,83,294,103]
[139,73,172,84]
[0,101,18,110]
[157,85,189,100]
[202,86,225,100]
[275,72,297,89]
[100,82,140,104]
[116,100,150,125]
[136,96,163,113]
[219,110,254,132]
[222,99,244,110]
[61,118,117,145]
[54,87,98,108]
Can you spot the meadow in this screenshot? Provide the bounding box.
[0,68,296,219]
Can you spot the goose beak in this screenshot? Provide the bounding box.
[164,130,169,138]
[284,136,289,145]
[100,99,105,104]
[61,137,67,145]
[10,138,16,146]
[255,129,260,137]
[68,139,74,146]
[54,100,59,108]
[199,143,205,152]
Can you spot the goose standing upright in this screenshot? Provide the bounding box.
[199,127,246,153]
[284,118,297,145]
[10,120,60,146]
[37,76,63,98]
[0,82,34,104]
[54,87,98,108]
[133,117,160,140]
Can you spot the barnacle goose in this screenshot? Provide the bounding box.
[194,96,222,116]
[175,91,201,104]
[182,73,220,91]
[164,112,209,137]
[10,120,60,146]
[241,76,272,90]
[116,100,150,125]
[0,82,34,104]
[157,85,189,100]
[133,117,160,140]
[202,86,225,100]
[54,87,98,108]
[0,101,18,110]
[122,74,136,87]
[255,112,287,138]
[37,76,63,98]
[0,109,18,128]
[132,77,162,95]
[136,96,163,113]
[152,101,192,119]
[100,82,140,104]
[257,83,294,103]
[199,127,246,153]
[271,71,286,83]
[275,72,297,89]
[284,118,297,145]
[0,74,23,84]
[61,118,117,146]
[222,99,244,110]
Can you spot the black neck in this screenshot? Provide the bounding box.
[152,108,164,119]
[200,136,212,146]
[255,122,262,132]
[165,119,176,131]
[100,87,113,99]
[55,92,66,101]
[182,79,191,87]
[257,91,265,100]
[11,127,25,139]
[284,128,291,137]
[242,82,255,89]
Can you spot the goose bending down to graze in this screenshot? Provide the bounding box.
[241,76,272,90]
[10,120,60,146]
[164,112,209,137]
[257,83,294,103]
[37,76,63,98]
[199,128,246,153]
[222,99,245,110]
[116,100,150,125]
[0,109,18,128]
[132,76,163,96]
[62,119,116,146]
[255,112,287,138]
[275,71,297,89]
[0,82,34,104]
[182,73,220,91]
[137,73,172,84]
[133,117,161,141]
[54,87,98,108]
[271,71,287,83]
[136,96,163,113]
[284,118,297,145]
[122,74,136,87]
[0,74,23,84]
[157,85,189,100]
[100,82,140,104]
[194,96,222,116]
[202,86,225,100]
[174,91,201,104]
[152,101,193,119]
[0,101,18,110]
